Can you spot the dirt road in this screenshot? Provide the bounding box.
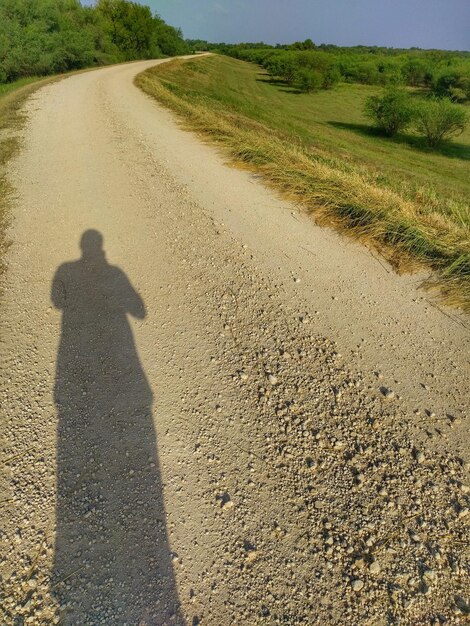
[1,60,469,625]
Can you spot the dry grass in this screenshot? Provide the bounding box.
[136,57,470,311]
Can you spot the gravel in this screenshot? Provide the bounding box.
[1,59,469,626]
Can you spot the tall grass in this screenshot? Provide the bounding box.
[136,56,470,310]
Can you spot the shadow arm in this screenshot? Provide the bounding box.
[127,289,146,319]
[120,270,146,319]
[51,267,66,309]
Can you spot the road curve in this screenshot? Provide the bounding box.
[1,60,469,625]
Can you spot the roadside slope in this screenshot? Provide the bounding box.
[1,59,469,625]
[136,56,470,308]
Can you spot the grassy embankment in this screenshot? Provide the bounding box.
[136,55,470,310]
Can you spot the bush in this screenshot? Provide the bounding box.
[433,70,470,102]
[414,97,468,147]
[295,68,323,93]
[322,66,341,89]
[267,52,298,84]
[402,58,430,86]
[448,87,468,103]
[364,88,414,136]
[355,61,380,85]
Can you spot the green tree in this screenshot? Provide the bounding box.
[153,18,188,56]
[96,0,158,60]
[266,52,298,84]
[0,0,187,84]
[355,61,380,85]
[295,68,322,93]
[414,97,468,147]
[433,69,470,102]
[290,38,315,50]
[364,88,415,136]
[401,57,430,86]
[322,66,341,89]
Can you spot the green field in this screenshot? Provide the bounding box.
[137,54,470,308]
[165,56,470,203]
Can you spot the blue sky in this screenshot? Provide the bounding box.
[84,0,470,50]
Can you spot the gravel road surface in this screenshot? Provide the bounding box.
[1,59,469,625]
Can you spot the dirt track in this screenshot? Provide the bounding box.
[1,59,469,625]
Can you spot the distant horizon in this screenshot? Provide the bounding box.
[188,40,470,54]
[82,0,470,52]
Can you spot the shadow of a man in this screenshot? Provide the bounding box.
[51,230,183,625]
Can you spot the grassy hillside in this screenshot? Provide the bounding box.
[136,55,470,309]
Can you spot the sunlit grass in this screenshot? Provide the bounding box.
[136,55,470,310]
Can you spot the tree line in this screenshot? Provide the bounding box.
[184,40,469,149]
[0,0,189,84]
[189,40,470,101]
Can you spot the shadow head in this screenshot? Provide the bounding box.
[80,229,104,259]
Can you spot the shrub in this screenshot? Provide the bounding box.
[364,88,414,136]
[355,61,380,85]
[433,70,470,102]
[295,68,323,93]
[322,66,341,89]
[448,87,468,103]
[265,52,298,84]
[414,97,468,147]
[402,58,430,86]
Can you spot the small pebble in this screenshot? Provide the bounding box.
[423,569,436,582]
[415,451,425,464]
